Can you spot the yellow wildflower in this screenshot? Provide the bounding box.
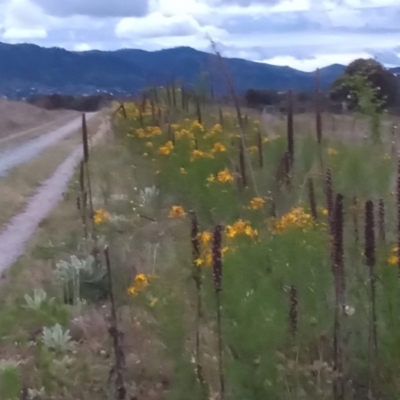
[327,148,338,156]
[248,197,266,210]
[211,142,227,153]
[169,205,186,218]
[180,167,187,174]
[199,231,212,245]
[226,220,257,238]
[274,207,313,233]
[94,209,111,225]
[146,142,153,148]
[191,149,213,161]
[158,141,174,155]
[127,273,158,296]
[208,168,235,183]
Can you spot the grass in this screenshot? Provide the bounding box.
[0,113,103,228]
[1,91,400,399]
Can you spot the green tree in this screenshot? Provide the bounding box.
[330,58,399,108]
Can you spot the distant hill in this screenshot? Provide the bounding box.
[0,42,395,99]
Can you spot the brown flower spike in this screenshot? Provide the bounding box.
[212,224,224,292]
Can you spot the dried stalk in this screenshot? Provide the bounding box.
[104,246,126,399]
[189,211,207,393]
[212,224,225,399]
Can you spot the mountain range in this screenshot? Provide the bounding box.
[0,42,398,99]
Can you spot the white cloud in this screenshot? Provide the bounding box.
[115,12,227,40]
[73,42,92,51]
[3,27,47,38]
[0,0,400,70]
[261,52,372,71]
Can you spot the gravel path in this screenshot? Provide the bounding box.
[0,112,97,177]
[0,115,106,274]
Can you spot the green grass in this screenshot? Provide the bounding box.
[0,95,400,399]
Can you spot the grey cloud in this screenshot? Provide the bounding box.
[30,0,149,18]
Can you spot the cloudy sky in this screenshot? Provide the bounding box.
[0,0,399,71]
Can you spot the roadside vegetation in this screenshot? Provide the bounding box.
[1,65,400,400]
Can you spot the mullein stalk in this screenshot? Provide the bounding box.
[150,98,155,125]
[181,85,185,111]
[209,38,260,197]
[212,224,225,399]
[332,193,345,400]
[104,246,127,400]
[352,195,360,244]
[172,79,177,108]
[196,101,202,125]
[79,161,88,250]
[82,113,95,234]
[326,169,334,232]
[257,128,263,168]
[308,178,318,220]
[378,198,385,243]
[289,285,298,336]
[166,85,171,106]
[287,89,294,166]
[365,200,378,358]
[219,108,224,127]
[239,138,247,188]
[189,211,207,393]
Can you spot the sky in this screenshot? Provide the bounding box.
[0,0,400,71]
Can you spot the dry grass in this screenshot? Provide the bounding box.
[0,98,78,139]
[0,113,103,228]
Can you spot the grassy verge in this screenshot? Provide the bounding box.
[0,114,102,228]
[0,96,400,400]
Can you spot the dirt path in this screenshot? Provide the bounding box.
[0,116,109,274]
[0,112,97,177]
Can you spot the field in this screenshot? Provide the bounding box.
[1,89,400,400]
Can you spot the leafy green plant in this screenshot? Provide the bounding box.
[42,323,72,352]
[55,254,108,304]
[23,289,53,310]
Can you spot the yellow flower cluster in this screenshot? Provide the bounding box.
[274,207,313,233]
[211,142,226,153]
[191,120,204,132]
[127,273,158,296]
[194,231,228,267]
[388,247,398,265]
[226,220,258,239]
[175,129,194,140]
[191,149,214,161]
[93,208,111,225]
[158,141,174,155]
[169,205,186,218]
[131,126,162,139]
[247,197,268,210]
[207,168,234,183]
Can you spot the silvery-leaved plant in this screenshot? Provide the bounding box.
[28,387,45,399]
[23,289,52,310]
[42,324,71,352]
[138,186,160,207]
[56,253,108,304]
